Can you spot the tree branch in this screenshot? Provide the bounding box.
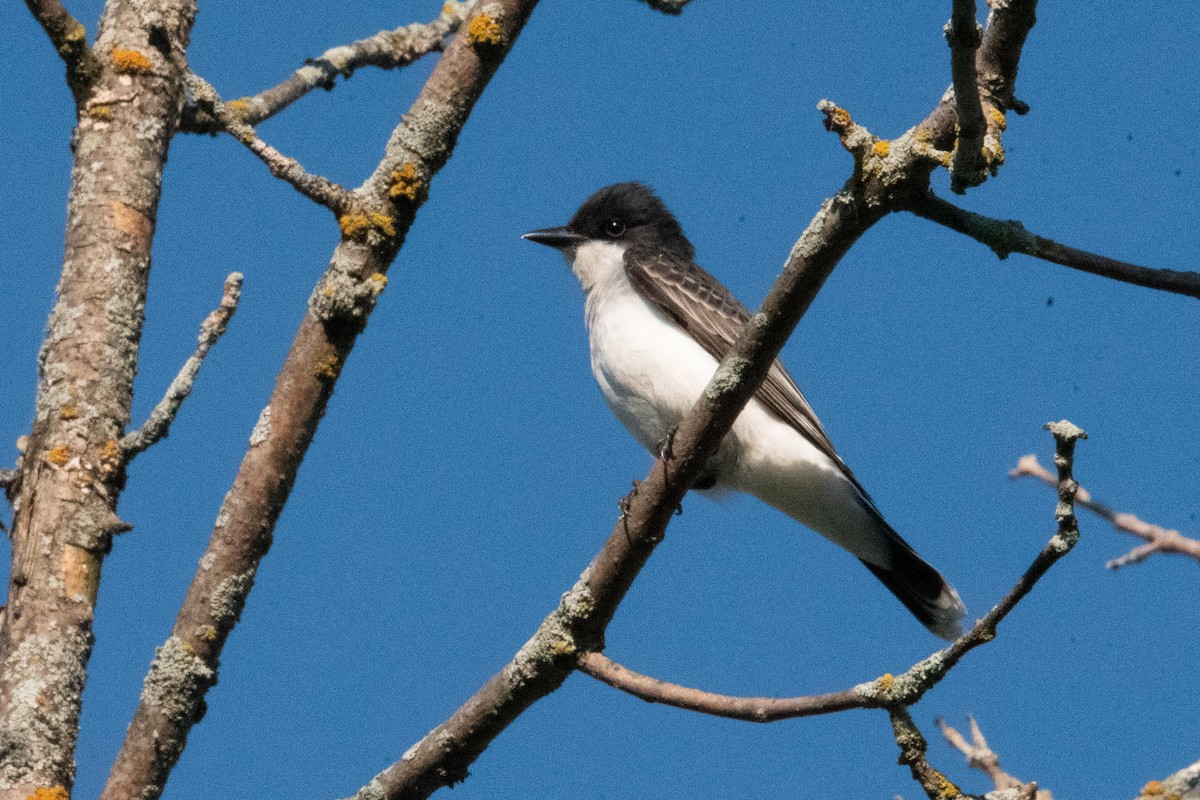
[907,193,1200,299]
[24,0,101,103]
[120,272,243,458]
[1134,759,1200,800]
[179,2,473,132]
[102,4,541,799]
[937,717,1050,799]
[0,0,199,795]
[946,0,986,192]
[184,72,352,212]
[1010,454,1200,569]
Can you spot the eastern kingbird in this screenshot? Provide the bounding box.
[523,182,966,640]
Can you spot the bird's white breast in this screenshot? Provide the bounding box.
[572,241,724,455]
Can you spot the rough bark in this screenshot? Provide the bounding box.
[0,1,197,797]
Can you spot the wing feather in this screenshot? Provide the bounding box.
[623,246,869,495]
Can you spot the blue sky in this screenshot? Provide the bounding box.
[3,1,1198,798]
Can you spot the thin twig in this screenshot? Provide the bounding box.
[120,273,243,458]
[180,2,474,132]
[946,0,986,192]
[937,716,1049,799]
[908,193,1200,300]
[1010,454,1200,569]
[184,72,351,212]
[24,0,101,102]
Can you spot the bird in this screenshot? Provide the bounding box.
[522,182,966,640]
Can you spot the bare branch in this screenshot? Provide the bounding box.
[890,707,967,800]
[24,0,101,102]
[184,72,352,212]
[640,0,694,14]
[1010,454,1200,568]
[1134,759,1200,800]
[120,273,243,458]
[937,717,1050,799]
[102,4,542,799]
[908,193,1200,299]
[0,0,199,793]
[575,651,862,722]
[946,0,986,192]
[180,2,473,132]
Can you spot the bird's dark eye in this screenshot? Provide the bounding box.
[605,218,626,237]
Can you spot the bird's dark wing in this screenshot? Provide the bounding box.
[624,246,868,495]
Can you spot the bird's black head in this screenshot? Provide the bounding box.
[523,182,694,261]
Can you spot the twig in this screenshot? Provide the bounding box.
[120,273,243,458]
[180,2,473,132]
[576,651,863,722]
[946,0,986,193]
[24,0,101,103]
[908,193,1200,300]
[184,72,352,213]
[1134,758,1200,800]
[1010,454,1200,569]
[937,717,1049,799]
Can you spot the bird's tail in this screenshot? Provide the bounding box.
[857,525,966,641]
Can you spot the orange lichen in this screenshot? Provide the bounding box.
[872,140,891,157]
[45,446,70,467]
[225,98,252,118]
[934,774,961,799]
[338,214,372,238]
[876,673,895,690]
[87,104,114,121]
[339,212,395,241]
[369,212,396,238]
[27,787,69,800]
[986,104,1007,131]
[60,405,81,420]
[467,13,504,45]
[314,354,341,380]
[1141,781,1166,796]
[112,48,153,74]
[388,163,425,202]
[369,273,388,287]
[824,105,853,131]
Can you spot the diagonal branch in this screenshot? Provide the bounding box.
[120,273,243,458]
[180,2,473,132]
[907,193,1200,299]
[184,72,352,212]
[102,4,541,800]
[24,0,101,103]
[1010,454,1200,569]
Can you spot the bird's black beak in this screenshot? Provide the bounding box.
[522,226,585,251]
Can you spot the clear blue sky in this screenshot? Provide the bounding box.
[3,1,1198,797]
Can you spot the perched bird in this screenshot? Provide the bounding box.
[523,182,965,640]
